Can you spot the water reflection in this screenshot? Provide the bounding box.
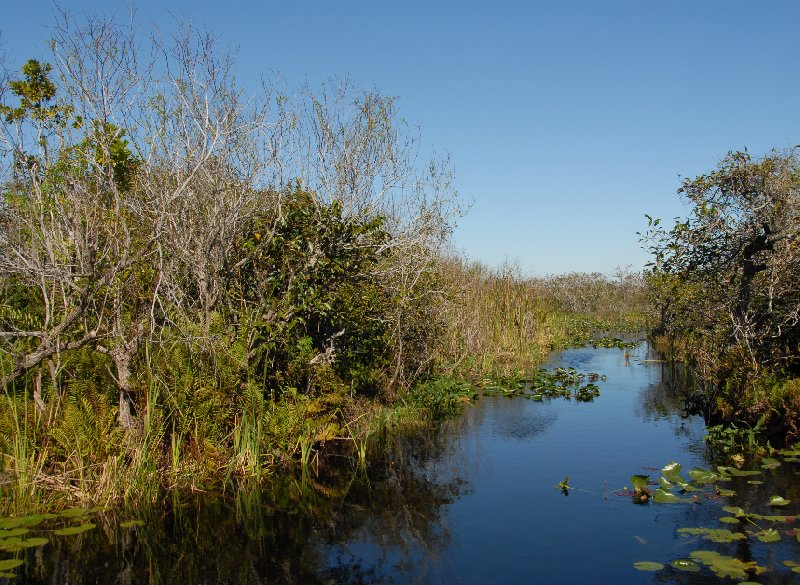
[7,346,800,584]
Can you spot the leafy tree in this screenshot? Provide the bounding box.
[642,149,800,437]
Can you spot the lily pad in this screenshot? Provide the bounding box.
[0,518,25,530]
[59,508,90,518]
[662,462,685,483]
[678,527,747,543]
[716,487,736,497]
[718,466,762,477]
[0,528,29,538]
[0,559,23,571]
[722,506,748,517]
[670,559,700,572]
[17,537,49,548]
[120,520,144,528]
[720,516,741,524]
[653,489,686,504]
[688,468,718,483]
[755,528,780,542]
[760,457,781,469]
[633,561,664,571]
[630,475,650,491]
[52,523,95,536]
[769,495,791,507]
[747,480,763,485]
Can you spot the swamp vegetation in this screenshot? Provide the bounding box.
[0,10,799,585]
[0,14,646,514]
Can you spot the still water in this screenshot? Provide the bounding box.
[6,344,800,584]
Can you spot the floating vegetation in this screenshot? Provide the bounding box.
[632,561,664,571]
[0,506,106,578]
[481,367,607,402]
[629,453,800,581]
[670,559,700,572]
[689,550,767,580]
[592,336,639,350]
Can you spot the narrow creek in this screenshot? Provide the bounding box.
[4,343,800,584]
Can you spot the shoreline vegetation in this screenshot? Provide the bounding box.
[642,149,800,449]
[0,13,647,514]
[1,12,797,518]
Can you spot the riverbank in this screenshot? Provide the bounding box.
[0,266,647,516]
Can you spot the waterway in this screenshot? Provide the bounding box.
[3,343,799,583]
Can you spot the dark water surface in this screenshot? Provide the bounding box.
[5,344,800,584]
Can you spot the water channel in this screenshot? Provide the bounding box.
[4,343,800,584]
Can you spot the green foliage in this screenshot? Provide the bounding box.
[234,186,393,396]
[643,149,800,444]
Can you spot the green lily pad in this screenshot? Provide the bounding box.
[0,559,23,571]
[630,475,650,491]
[0,528,29,538]
[769,495,791,507]
[0,571,17,578]
[120,520,144,528]
[755,528,780,542]
[653,489,686,503]
[0,518,25,530]
[670,559,700,572]
[722,506,748,517]
[747,480,763,485]
[688,468,718,483]
[662,462,685,483]
[760,457,781,469]
[716,487,736,496]
[0,537,23,551]
[17,537,49,548]
[720,516,741,524]
[59,508,90,518]
[678,527,747,543]
[633,561,664,571]
[52,523,95,536]
[718,466,762,477]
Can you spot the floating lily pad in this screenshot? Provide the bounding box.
[670,559,700,572]
[0,528,29,538]
[0,559,23,571]
[52,523,95,536]
[769,495,791,507]
[120,520,144,528]
[0,518,25,530]
[755,528,780,542]
[747,480,763,485]
[722,506,748,517]
[17,537,49,548]
[630,475,650,491]
[718,466,762,477]
[760,457,781,469]
[720,516,740,524]
[59,508,90,518]
[653,489,686,504]
[662,462,685,483]
[633,561,664,571]
[0,537,23,551]
[0,571,17,578]
[716,487,736,497]
[690,551,765,580]
[688,468,718,483]
[678,527,747,543]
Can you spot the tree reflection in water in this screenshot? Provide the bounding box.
[14,425,470,585]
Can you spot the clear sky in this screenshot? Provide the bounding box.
[2,1,799,275]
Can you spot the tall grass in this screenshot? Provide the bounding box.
[0,260,648,515]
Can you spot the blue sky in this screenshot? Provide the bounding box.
[3,1,799,275]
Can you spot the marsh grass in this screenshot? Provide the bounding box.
[0,261,647,515]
